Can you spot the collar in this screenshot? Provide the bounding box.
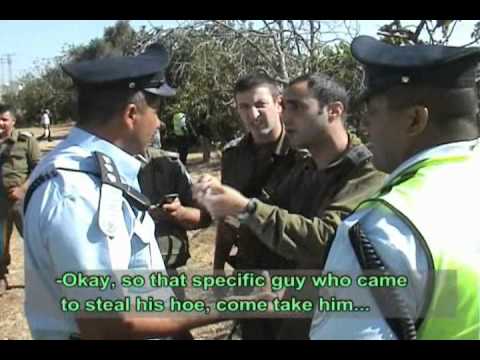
[386,138,480,185]
[244,125,291,157]
[309,131,364,172]
[64,127,143,184]
[1,128,18,143]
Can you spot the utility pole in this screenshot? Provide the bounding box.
[0,57,5,98]
[0,57,5,87]
[1,53,15,88]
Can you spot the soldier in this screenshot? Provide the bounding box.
[138,134,212,300]
[213,73,307,339]
[0,104,40,290]
[22,44,225,339]
[194,73,385,339]
[307,36,480,339]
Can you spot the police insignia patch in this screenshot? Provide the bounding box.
[98,184,123,238]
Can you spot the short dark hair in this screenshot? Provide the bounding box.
[289,73,349,113]
[0,103,16,119]
[75,87,160,126]
[384,85,479,128]
[233,73,281,98]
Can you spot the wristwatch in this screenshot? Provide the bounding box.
[236,198,257,221]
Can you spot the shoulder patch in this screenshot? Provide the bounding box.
[147,147,179,161]
[223,135,245,152]
[161,150,180,160]
[295,148,312,161]
[19,131,33,138]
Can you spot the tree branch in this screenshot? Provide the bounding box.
[443,20,459,44]
[263,20,289,81]
[413,20,427,43]
[212,20,278,75]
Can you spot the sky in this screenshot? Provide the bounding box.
[0,20,478,85]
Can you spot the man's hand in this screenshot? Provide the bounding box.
[161,198,188,223]
[7,186,26,202]
[193,175,249,219]
[149,198,208,230]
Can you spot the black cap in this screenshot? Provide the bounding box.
[61,43,176,97]
[351,36,480,104]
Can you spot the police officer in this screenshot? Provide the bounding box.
[306,36,480,339]
[193,73,385,339]
[0,104,40,289]
[23,44,223,339]
[172,109,192,165]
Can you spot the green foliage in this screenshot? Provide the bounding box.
[4,20,477,141]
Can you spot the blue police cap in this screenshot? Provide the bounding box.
[61,43,176,97]
[351,36,480,103]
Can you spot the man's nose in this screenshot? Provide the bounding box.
[247,107,260,121]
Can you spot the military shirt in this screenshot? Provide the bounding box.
[0,129,41,195]
[24,127,173,340]
[219,129,302,270]
[242,134,386,268]
[138,147,194,268]
[240,133,386,339]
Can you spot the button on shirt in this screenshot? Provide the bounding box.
[24,127,172,340]
[309,139,480,340]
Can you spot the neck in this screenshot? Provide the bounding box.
[309,128,349,169]
[253,123,283,146]
[0,128,13,140]
[79,123,136,155]
[405,121,479,161]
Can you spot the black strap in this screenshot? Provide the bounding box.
[324,144,373,202]
[94,152,151,211]
[349,223,417,340]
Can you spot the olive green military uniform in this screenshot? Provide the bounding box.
[137,147,196,304]
[240,133,386,339]
[0,129,41,278]
[218,129,304,339]
[138,147,195,270]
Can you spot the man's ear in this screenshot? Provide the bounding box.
[406,105,429,137]
[327,101,344,123]
[275,95,284,113]
[122,104,138,130]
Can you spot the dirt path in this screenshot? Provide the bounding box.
[0,124,234,340]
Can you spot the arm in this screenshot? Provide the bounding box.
[37,176,225,340]
[77,289,276,339]
[27,136,42,171]
[194,168,385,266]
[152,158,212,230]
[213,220,237,271]
[77,312,225,340]
[309,205,429,340]
[8,137,42,202]
[157,198,211,230]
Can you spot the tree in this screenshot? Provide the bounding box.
[2,21,143,126]
[138,20,363,143]
[378,20,480,46]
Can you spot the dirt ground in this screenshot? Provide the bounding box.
[0,123,235,340]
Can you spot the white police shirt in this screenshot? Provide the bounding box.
[24,127,173,340]
[309,139,480,340]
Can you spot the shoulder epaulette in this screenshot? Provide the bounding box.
[223,135,245,152]
[18,131,33,138]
